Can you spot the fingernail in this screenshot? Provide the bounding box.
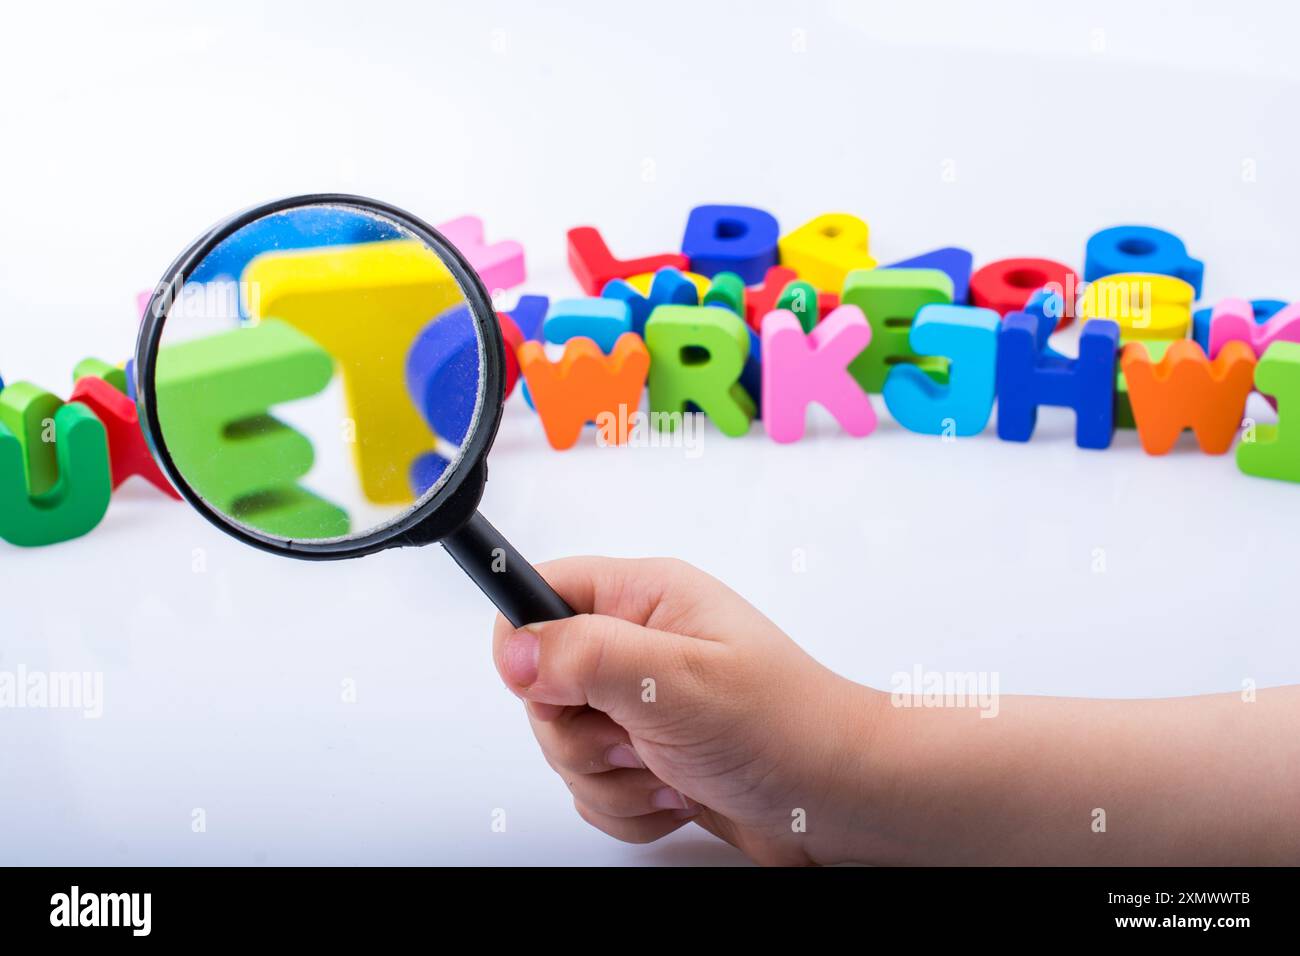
[502,629,540,687]
[651,787,694,811]
[606,744,645,769]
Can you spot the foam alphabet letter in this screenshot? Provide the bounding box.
[184,206,403,289]
[1114,339,1171,430]
[242,239,463,504]
[0,381,63,495]
[778,213,876,292]
[741,266,835,331]
[744,266,798,330]
[775,280,820,333]
[518,334,650,451]
[1084,225,1204,297]
[1023,289,1067,357]
[500,294,549,342]
[603,268,699,336]
[841,268,953,392]
[625,270,710,300]
[566,226,688,295]
[518,297,636,412]
[154,320,349,538]
[762,304,875,443]
[0,385,111,547]
[1192,298,1284,352]
[884,247,974,304]
[68,376,178,497]
[681,204,780,283]
[703,275,763,417]
[883,304,999,436]
[437,215,525,294]
[1208,300,1300,360]
[73,358,128,394]
[499,313,524,399]
[741,325,762,419]
[969,257,1078,327]
[1078,273,1193,342]
[645,305,754,436]
[410,452,453,496]
[1237,342,1300,483]
[996,315,1120,449]
[1121,340,1256,455]
[408,308,525,435]
[544,298,633,352]
[703,272,746,316]
[406,306,482,446]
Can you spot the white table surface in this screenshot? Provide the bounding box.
[2,0,1297,865]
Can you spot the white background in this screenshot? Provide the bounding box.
[1,0,1298,865]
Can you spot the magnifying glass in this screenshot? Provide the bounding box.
[134,194,574,628]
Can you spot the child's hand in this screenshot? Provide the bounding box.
[491,556,883,865]
[493,557,1300,866]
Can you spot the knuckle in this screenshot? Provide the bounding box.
[572,612,617,654]
[570,615,617,684]
[536,615,601,681]
[675,639,712,686]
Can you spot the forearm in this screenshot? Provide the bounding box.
[839,684,1300,865]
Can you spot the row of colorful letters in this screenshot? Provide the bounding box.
[3,205,1297,549]
[502,208,1294,478]
[506,267,1288,460]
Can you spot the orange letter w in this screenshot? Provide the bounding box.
[1122,339,1256,455]
[518,333,650,450]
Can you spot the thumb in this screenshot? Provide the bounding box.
[495,613,708,728]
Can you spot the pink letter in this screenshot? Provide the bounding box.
[762,304,876,443]
[437,216,526,294]
[1210,298,1300,359]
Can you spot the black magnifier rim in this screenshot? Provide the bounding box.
[134,193,505,560]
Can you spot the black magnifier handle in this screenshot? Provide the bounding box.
[441,511,575,628]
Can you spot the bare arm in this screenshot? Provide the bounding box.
[848,686,1300,865]
[493,556,1300,866]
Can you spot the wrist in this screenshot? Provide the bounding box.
[811,676,905,865]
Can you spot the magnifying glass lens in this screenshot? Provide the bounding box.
[150,204,486,543]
